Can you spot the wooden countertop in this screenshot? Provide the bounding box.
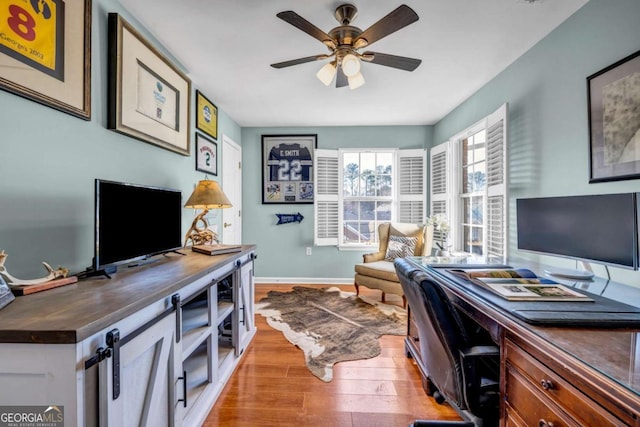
[0,246,256,344]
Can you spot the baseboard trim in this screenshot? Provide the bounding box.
[255,277,353,285]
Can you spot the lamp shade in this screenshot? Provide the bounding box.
[184,179,232,209]
[348,71,365,90]
[316,62,337,86]
[341,54,361,77]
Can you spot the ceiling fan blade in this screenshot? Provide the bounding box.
[363,52,422,71]
[271,55,327,69]
[336,67,348,88]
[354,5,419,48]
[277,11,336,48]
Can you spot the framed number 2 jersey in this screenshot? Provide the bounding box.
[262,135,317,204]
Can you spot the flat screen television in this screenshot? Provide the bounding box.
[94,179,182,272]
[516,193,639,276]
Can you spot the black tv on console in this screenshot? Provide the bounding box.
[93,179,182,274]
[516,193,640,277]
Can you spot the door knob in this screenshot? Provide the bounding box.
[223,222,232,228]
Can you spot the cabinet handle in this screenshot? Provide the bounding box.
[178,370,187,408]
[540,379,555,390]
[539,419,554,427]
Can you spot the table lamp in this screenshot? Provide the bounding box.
[183,179,232,246]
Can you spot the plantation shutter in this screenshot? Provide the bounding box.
[397,149,427,224]
[429,141,450,249]
[485,103,508,260]
[314,149,339,246]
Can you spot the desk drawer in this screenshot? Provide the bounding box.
[505,339,621,427]
[506,367,578,427]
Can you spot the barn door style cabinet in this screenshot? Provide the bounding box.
[0,247,256,427]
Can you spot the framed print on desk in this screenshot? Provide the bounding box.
[588,49,640,183]
[196,133,217,175]
[196,90,218,140]
[262,135,317,204]
[0,0,91,119]
[107,13,191,156]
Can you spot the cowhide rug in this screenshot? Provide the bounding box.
[255,286,407,382]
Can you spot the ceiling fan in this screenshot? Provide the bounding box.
[271,3,422,89]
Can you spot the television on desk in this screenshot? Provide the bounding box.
[93,179,182,274]
[516,193,639,279]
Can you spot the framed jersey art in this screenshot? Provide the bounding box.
[262,135,317,204]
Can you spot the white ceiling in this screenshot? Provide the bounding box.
[118,0,588,127]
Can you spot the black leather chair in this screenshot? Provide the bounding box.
[394,259,500,427]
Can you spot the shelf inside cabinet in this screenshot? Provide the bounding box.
[218,340,234,369]
[182,325,211,361]
[182,294,212,360]
[217,302,234,326]
[183,300,209,331]
[183,340,212,412]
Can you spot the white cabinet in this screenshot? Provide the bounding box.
[0,247,256,427]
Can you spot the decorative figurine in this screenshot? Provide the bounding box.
[0,251,69,286]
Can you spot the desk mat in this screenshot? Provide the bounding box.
[425,264,640,327]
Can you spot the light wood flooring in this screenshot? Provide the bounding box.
[202,284,461,427]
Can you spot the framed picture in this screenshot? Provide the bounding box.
[0,0,91,119]
[196,90,218,140]
[262,135,317,204]
[0,275,14,311]
[107,14,191,156]
[196,133,217,175]
[588,49,640,183]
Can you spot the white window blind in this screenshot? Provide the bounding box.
[429,141,450,247]
[398,149,427,224]
[314,149,339,246]
[485,104,508,260]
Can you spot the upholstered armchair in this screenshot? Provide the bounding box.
[354,222,433,307]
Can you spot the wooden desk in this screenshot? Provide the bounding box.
[405,257,640,426]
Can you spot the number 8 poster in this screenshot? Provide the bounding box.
[0,0,64,80]
[262,135,317,204]
[0,0,90,119]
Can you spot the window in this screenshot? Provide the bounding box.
[430,103,507,260]
[342,151,393,246]
[315,149,426,249]
[461,129,486,255]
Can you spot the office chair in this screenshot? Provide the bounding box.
[394,259,500,427]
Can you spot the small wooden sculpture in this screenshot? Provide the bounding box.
[0,250,69,286]
[184,210,218,247]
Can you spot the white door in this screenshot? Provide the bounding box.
[222,134,242,244]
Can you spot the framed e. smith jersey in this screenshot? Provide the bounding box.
[262,135,317,204]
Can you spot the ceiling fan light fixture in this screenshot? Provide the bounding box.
[341,53,361,77]
[348,71,365,90]
[316,61,337,86]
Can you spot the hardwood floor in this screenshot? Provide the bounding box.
[202,284,461,427]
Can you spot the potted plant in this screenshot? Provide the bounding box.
[427,214,451,256]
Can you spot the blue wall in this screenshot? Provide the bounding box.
[2,0,639,287]
[242,126,432,280]
[0,0,241,277]
[432,0,640,285]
